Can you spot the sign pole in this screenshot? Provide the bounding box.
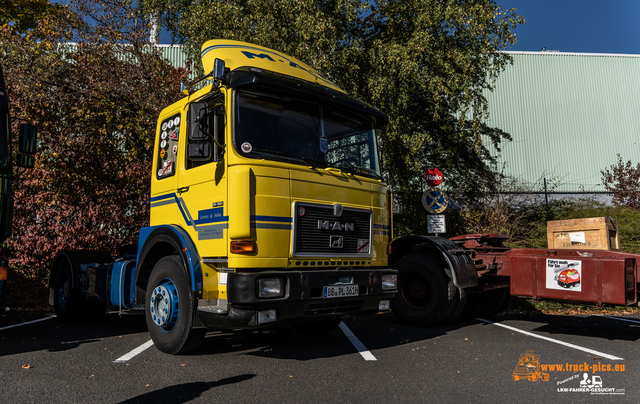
[423,168,447,237]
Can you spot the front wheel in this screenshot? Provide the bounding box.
[145,256,205,354]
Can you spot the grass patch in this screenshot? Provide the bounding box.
[506,297,640,316]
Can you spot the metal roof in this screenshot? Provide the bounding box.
[484,52,640,193]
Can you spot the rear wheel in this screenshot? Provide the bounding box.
[53,260,88,322]
[145,256,205,354]
[391,253,460,326]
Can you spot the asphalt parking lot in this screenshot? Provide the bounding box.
[1,308,639,403]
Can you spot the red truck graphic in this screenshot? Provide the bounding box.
[556,266,581,288]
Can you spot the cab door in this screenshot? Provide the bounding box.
[175,93,228,258]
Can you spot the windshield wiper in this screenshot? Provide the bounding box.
[249,149,381,178]
[250,149,333,169]
[250,149,310,165]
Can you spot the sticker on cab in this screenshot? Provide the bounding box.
[169,127,179,140]
[241,142,252,153]
[158,160,173,177]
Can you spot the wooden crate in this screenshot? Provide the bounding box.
[547,217,619,251]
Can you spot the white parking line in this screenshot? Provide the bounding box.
[0,315,55,331]
[476,318,623,361]
[114,340,154,363]
[599,315,640,325]
[339,321,376,361]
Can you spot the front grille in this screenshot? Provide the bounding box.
[304,300,364,316]
[293,202,372,257]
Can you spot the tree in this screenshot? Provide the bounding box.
[0,0,64,33]
[141,0,523,236]
[601,154,640,209]
[1,0,191,280]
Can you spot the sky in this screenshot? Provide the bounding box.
[52,0,640,55]
[154,0,640,55]
[500,0,640,54]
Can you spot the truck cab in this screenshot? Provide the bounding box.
[50,40,396,354]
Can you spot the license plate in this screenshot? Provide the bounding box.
[323,285,359,298]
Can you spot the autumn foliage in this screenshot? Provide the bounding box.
[601,154,640,210]
[1,0,191,281]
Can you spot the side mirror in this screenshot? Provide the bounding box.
[17,154,35,169]
[186,102,225,162]
[187,142,212,161]
[213,58,225,81]
[17,124,37,168]
[18,124,37,155]
[188,102,208,141]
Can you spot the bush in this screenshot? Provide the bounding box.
[601,154,640,209]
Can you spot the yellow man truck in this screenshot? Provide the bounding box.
[48,40,397,354]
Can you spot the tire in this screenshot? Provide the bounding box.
[463,287,510,317]
[292,318,342,335]
[391,253,460,326]
[145,256,205,354]
[447,286,468,322]
[53,260,88,322]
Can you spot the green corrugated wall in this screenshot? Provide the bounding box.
[158,45,191,70]
[484,52,640,193]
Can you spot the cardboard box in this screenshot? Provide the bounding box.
[547,217,619,251]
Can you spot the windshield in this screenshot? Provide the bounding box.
[234,86,382,177]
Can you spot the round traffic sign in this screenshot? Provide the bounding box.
[422,188,448,213]
[425,168,444,187]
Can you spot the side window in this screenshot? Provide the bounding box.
[156,113,181,179]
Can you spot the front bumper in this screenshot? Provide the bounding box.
[197,268,396,329]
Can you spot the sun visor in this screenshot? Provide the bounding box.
[200,39,344,93]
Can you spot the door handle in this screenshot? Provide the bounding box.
[177,186,190,195]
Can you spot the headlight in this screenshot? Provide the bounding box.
[382,274,397,290]
[257,278,284,298]
[258,309,277,324]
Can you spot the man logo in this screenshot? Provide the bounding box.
[318,220,355,231]
[330,236,344,248]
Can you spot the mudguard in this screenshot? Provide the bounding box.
[135,225,203,293]
[390,235,479,289]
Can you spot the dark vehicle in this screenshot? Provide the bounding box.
[0,64,37,309]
